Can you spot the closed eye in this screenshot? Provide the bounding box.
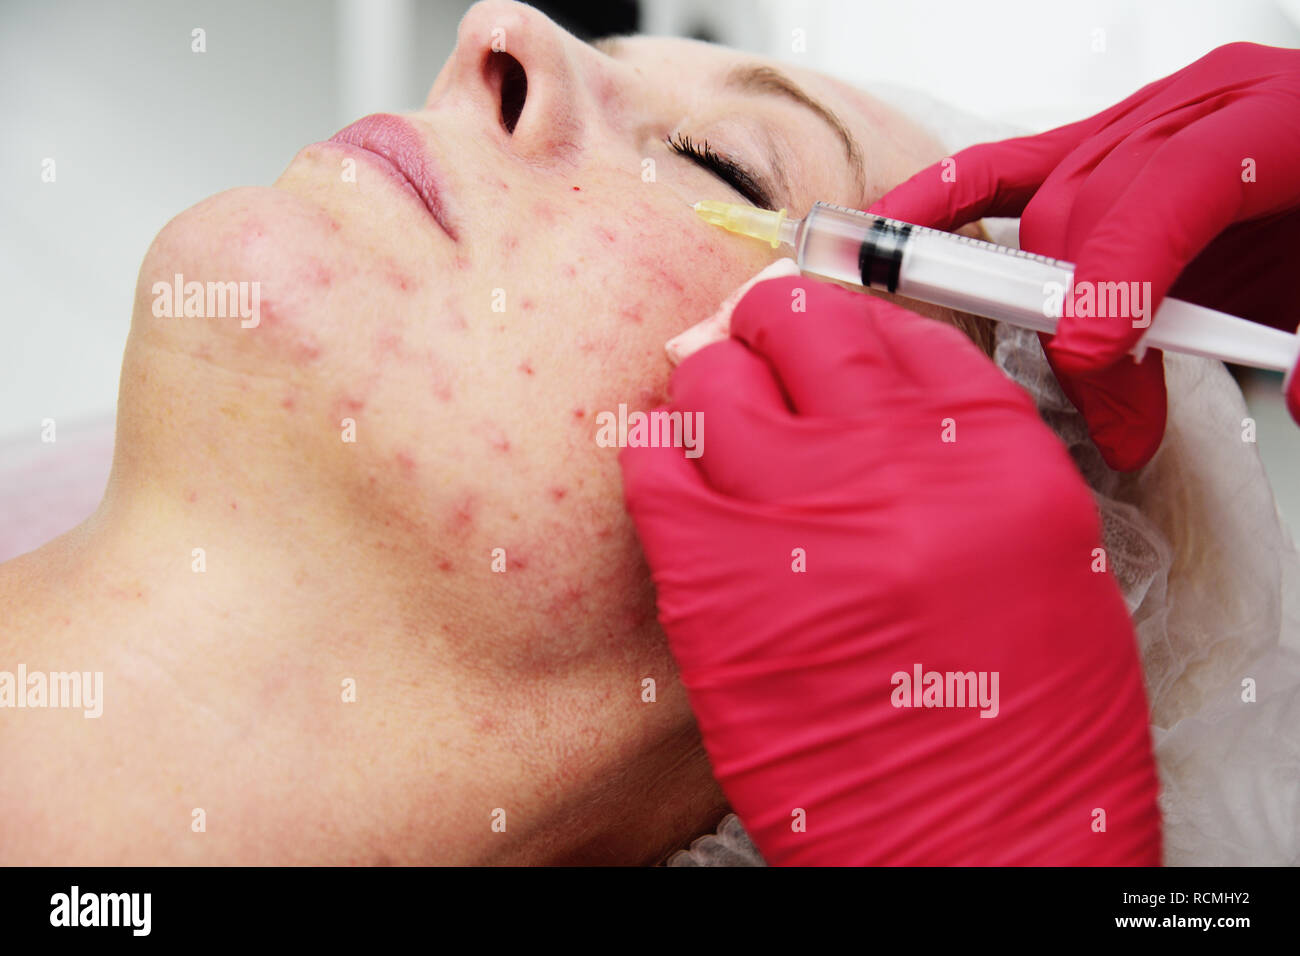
[665,134,772,210]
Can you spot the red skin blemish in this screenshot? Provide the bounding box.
[395,451,417,477]
[513,555,528,571]
[230,500,238,511]
[562,264,577,279]
[428,350,454,402]
[438,559,453,572]
[186,490,198,503]
[549,487,567,501]
[533,202,558,225]
[618,304,642,325]
[307,262,332,287]
[502,235,519,254]
[444,309,469,332]
[594,226,617,244]
[281,395,296,411]
[386,270,417,292]
[339,395,366,415]
[487,427,511,453]
[260,301,323,362]
[518,361,534,376]
[654,266,685,294]
[374,328,406,358]
[521,298,535,311]
[455,255,471,271]
[447,494,478,533]
[572,185,581,191]
[239,220,266,250]
[572,407,586,419]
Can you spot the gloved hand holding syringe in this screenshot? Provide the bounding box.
[693,198,1300,375]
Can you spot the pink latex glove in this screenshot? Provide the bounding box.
[870,42,1300,471]
[621,276,1161,865]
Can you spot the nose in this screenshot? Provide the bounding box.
[429,0,588,166]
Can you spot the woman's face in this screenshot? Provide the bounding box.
[130,0,947,665]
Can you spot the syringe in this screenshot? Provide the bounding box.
[694,199,1300,373]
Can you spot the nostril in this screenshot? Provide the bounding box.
[488,51,527,135]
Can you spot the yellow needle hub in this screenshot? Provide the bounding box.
[693,200,788,248]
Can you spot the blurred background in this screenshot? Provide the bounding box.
[1,0,1298,552]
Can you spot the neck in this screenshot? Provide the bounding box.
[0,350,725,863]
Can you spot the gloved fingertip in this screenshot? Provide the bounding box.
[1090,417,1163,472]
[1044,331,1128,379]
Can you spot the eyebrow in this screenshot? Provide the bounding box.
[724,64,866,200]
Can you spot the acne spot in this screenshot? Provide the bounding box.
[339,395,366,415]
[386,269,418,292]
[186,490,198,503]
[521,298,535,311]
[230,500,238,511]
[446,493,478,534]
[595,226,618,244]
[533,201,558,225]
[652,264,686,294]
[395,451,417,477]
[373,328,406,358]
[562,264,577,279]
[281,394,297,411]
[572,185,581,191]
[502,235,520,255]
[487,427,511,453]
[429,354,454,402]
[455,255,471,271]
[518,360,534,376]
[617,305,642,325]
[438,558,453,572]
[259,300,323,362]
[572,407,586,419]
[307,261,333,287]
[548,487,568,501]
[239,219,267,250]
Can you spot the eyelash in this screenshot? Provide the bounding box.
[665,133,771,209]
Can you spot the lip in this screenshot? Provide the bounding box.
[326,114,457,240]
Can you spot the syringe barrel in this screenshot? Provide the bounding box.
[797,202,1070,333]
[793,202,1300,372]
